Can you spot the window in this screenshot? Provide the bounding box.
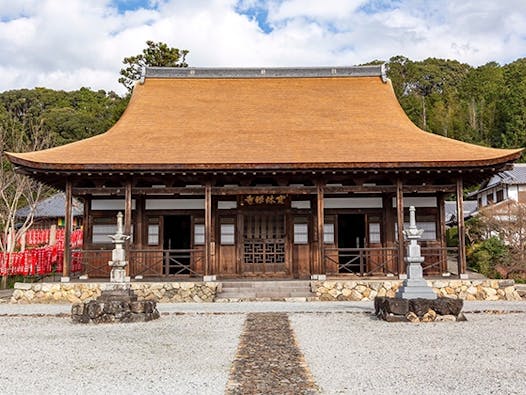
[395,217,436,241]
[147,217,159,245]
[294,222,309,244]
[220,224,235,245]
[496,189,504,202]
[323,223,335,244]
[92,217,134,244]
[418,222,436,241]
[487,193,494,204]
[369,223,381,243]
[194,224,205,245]
[92,218,117,244]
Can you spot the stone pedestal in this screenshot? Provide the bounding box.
[375,297,465,322]
[72,283,159,324]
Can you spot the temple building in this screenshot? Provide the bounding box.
[7,66,522,280]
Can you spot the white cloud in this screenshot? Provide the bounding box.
[0,0,525,95]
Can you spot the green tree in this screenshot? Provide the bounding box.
[497,58,526,152]
[118,40,189,91]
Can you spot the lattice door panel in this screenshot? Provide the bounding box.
[243,213,287,273]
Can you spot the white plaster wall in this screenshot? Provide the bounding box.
[392,196,437,208]
[145,199,205,210]
[324,197,382,209]
[217,201,237,209]
[291,201,311,209]
[91,199,136,210]
[508,185,519,201]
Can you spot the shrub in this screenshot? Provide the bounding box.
[467,237,509,278]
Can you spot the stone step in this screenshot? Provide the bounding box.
[220,286,311,293]
[217,280,315,300]
[214,296,312,303]
[221,281,312,289]
[218,288,312,296]
[515,284,526,298]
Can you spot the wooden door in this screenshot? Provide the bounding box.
[242,212,288,275]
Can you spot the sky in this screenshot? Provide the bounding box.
[0,0,525,95]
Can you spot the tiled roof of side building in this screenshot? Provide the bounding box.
[16,193,83,219]
[7,66,522,171]
[486,164,526,188]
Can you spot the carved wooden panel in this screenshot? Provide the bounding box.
[242,213,286,273]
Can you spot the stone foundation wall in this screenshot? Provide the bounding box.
[312,279,523,301]
[9,279,523,304]
[10,282,220,304]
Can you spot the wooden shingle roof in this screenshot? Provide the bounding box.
[7,66,522,172]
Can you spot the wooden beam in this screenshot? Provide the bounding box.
[396,178,405,275]
[316,182,325,274]
[205,183,212,276]
[72,184,457,197]
[456,177,467,276]
[402,184,456,193]
[212,186,316,195]
[63,179,73,279]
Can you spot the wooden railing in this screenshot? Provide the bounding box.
[71,248,204,278]
[324,247,399,276]
[324,246,459,276]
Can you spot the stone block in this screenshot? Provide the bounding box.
[383,314,409,322]
[71,303,85,316]
[130,301,145,314]
[434,315,456,322]
[87,301,103,319]
[409,299,434,317]
[421,309,437,322]
[15,283,33,290]
[143,301,154,314]
[405,312,419,322]
[383,297,409,316]
[374,297,385,315]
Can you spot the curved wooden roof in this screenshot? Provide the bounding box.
[7,66,522,171]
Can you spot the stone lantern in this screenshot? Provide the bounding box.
[108,212,130,283]
[395,206,437,299]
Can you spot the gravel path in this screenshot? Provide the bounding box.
[290,312,526,395]
[0,301,524,394]
[0,314,244,395]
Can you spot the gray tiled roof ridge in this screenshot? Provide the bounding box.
[145,64,387,81]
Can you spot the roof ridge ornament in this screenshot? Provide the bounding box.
[381,63,388,83]
[145,65,385,79]
[139,66,146,85]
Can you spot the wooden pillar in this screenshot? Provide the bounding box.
[135,196,144,249]
[316,182,325,274]
[382,193,396,274]
[63,179,73,279]
[124,180,132,243]
[124,180,132,277]
[396,178,405,275]
[82,196,90,248]
[456,177,467,276]
[205,183,212,276]
[437,192,447,273]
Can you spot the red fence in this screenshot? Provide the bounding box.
[0,229,83,276]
